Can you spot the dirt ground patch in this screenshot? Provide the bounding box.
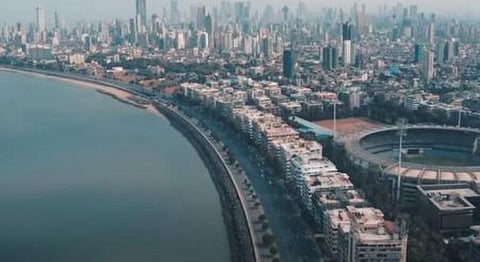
[314,118,385,137]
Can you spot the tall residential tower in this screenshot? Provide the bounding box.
[36,6,46,32]
[342,22,352,66]
[136,0,147,29]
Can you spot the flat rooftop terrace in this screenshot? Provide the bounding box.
[419,184,480,210]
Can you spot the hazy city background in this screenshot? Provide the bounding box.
[2,0,480,24]
[3,0,480,261]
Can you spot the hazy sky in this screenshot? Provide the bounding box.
[2,0,480,24]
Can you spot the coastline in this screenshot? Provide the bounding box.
[0,66,259,261]
[0,67,161,116]
[155,102,259,262]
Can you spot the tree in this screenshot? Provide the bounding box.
[258,214,266,222]
[262,222,269,231]
[262,233,274,246]
[269,246,278,256]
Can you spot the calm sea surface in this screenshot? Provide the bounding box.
[0,71,229,262]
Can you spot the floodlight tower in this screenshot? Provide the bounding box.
[333,92,339,139]
[396,118,407,205]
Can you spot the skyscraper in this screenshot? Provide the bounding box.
[342,22,352,41]
[282,6,289,22]
[196,5,207,30]
[199,32,209,49]
[283,50,296,79]
[129,18,138,44]
[170,0,179,25]
[136,0,147,30]
[135,14,143,35]
[422,49,434,82]
[234,2,244,22]
[428,22,435,45]
[205,13,215,50]
[342,22,352,66]
[322,46,338,71]
[54,12,60,29]
[413,43,423,63]
[36,6,46,32]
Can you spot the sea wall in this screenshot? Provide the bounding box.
[155,102,257,262]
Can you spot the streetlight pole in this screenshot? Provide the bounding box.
[457,109,462,128]
[333,97,337,139]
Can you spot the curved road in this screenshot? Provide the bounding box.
[177,103,323,262]
[156,101,261,261]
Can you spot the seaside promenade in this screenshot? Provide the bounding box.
[1,66,267,262]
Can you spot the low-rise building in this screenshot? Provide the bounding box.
[417,184,480,234]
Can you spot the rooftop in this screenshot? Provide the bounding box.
[316,189,366,207]
[304,172,354,192]
[325,209,351,229]
[278,139,323,158]
[291,154,337,175]
[343,206,403,243]
[418,184,480,211]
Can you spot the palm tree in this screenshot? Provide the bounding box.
[269,246,278,256]
[262,222,269,231]
[262,233,274,246]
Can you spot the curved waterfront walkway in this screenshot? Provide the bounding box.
[155,101,262,261]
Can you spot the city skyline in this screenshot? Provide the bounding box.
[3,0,480,25]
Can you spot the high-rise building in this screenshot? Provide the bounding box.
[135,15,143,35]
[136,0,147,29]
[322,46,338,71]
[414,43,423,63]
[443,39,456,62]
[151,14,160,34]
[422,49,434,82]
[16,22,23,33]
[342,40,352,66]
[428,22,435,45]
[205,14,215,50]
[435,41,446,63]
[283,50,296,79]
[282,6,289,22]
[129,18,138,44]
[175,32,185,50]
[342,22,353,66]
[170,0,179,25]
[54,12,60,29]
[234,1,250,22]
[348,87,361,109]
[195,5,207,30]
[36,6,46,32]
[342,22,352,41]
[409,5,418,19]
[199,32,208,49]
